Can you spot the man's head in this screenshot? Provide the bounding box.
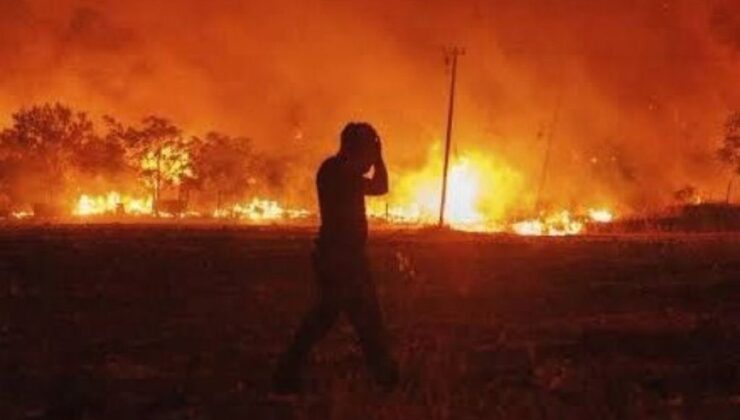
[338,122,379,174]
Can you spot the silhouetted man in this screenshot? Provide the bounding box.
[273,122,399,393]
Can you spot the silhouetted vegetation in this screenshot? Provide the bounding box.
[0,103,278,211]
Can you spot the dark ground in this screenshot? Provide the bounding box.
[1,225,739,419]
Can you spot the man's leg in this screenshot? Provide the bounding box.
[344,260,399,390]
[273,261,341,393]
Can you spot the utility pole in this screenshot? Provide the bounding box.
[439,47,465,227]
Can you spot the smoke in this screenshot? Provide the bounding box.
[1,0,740,209]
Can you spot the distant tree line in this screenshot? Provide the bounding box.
[0,103,283,212]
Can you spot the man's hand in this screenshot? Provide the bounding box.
[365,135,388,196]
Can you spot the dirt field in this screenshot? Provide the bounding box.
[1,225,739,419]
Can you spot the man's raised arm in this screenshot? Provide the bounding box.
[364,140,388,196]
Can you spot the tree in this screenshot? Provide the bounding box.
[0,103,96,203]
[191,132,258,212]
[72,125,128,183]
[105,116,196,214]
[718,112,740,203]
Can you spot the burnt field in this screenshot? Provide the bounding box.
[1,225,740,419]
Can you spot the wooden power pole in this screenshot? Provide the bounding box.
[439,47,465,227]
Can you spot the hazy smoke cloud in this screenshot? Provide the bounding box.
[2,0,740,208]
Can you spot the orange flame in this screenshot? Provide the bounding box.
[214,198,310,222]
[370,145,617,235]
[511,210,584,236]
[369,145,523,231]
[73,192,153,216]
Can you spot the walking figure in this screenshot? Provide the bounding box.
[273,122,399,393]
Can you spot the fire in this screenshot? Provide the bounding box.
[215,198,309,222]
[443,158,486,226]
[368,145,618,235]
[140,145,194,187]
[73,192,153,216]
[511,208,617,236]
[40,139,618,233]
[588,208,614,223]
[511,211,584,236]
[11,210,34,220]
[369,145,524,231]
[71,192,309,222]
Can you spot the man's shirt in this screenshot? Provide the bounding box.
[316,156,367,251]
